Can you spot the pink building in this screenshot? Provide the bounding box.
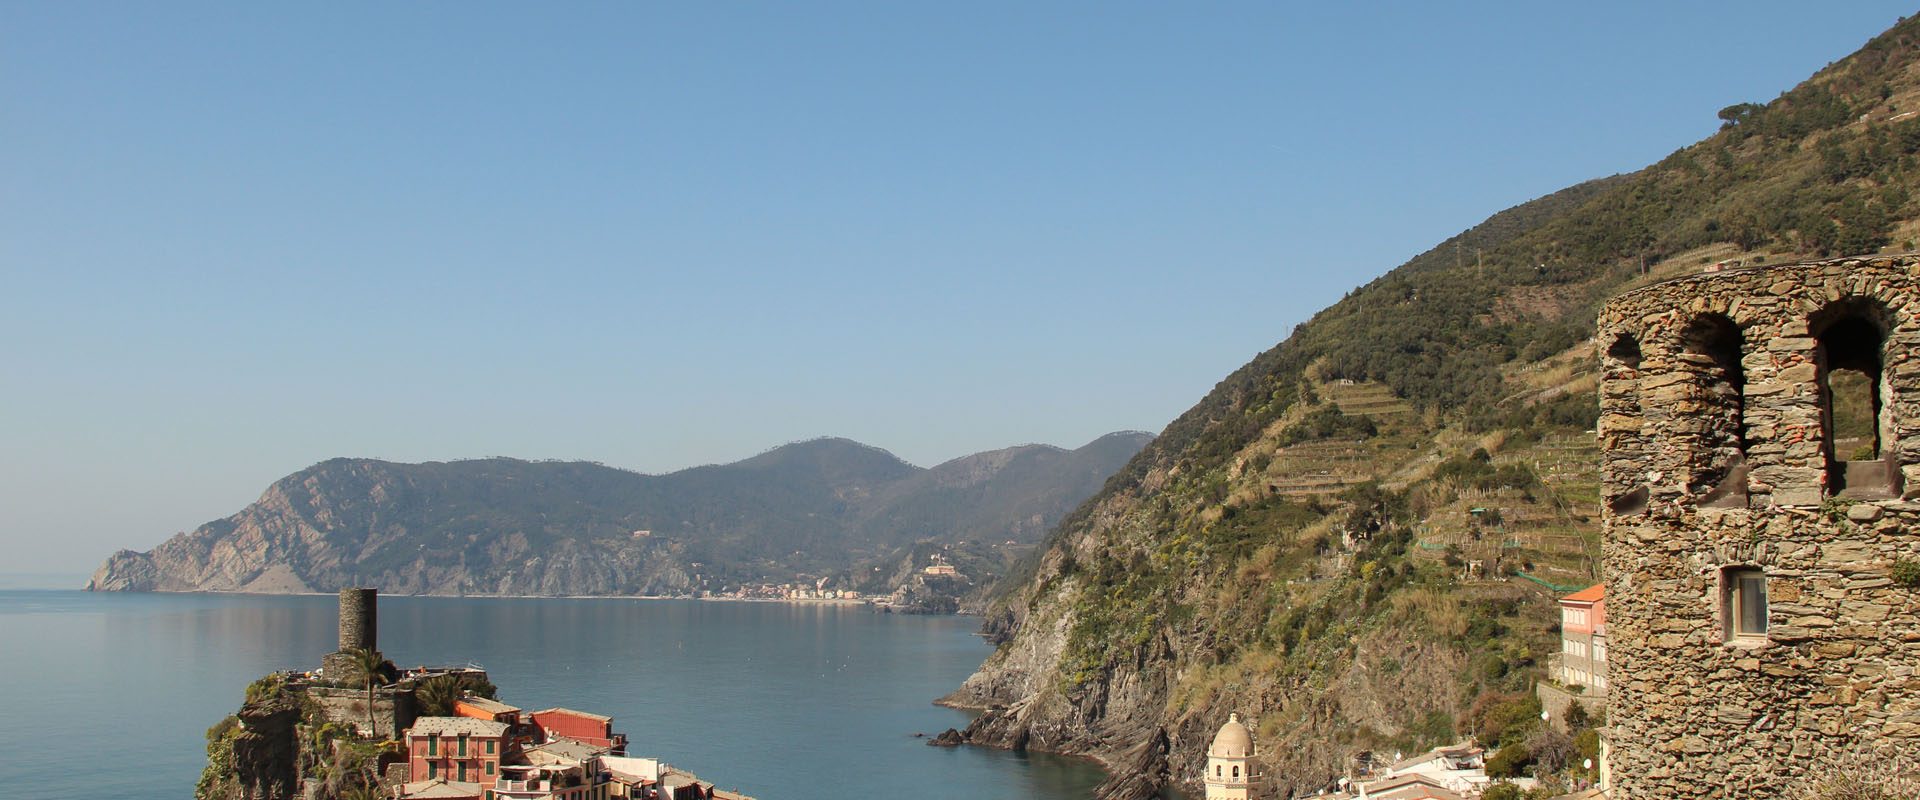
[1558,584,1607,696]
[407,717,511,787]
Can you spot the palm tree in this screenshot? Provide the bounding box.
[339,779,384,800]
[415,671,500,717]
[342,647,388,740]
[416,674,459,717]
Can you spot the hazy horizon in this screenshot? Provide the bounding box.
[6,2,1915,572]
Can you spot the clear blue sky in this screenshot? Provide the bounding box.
[3,2,1913,574]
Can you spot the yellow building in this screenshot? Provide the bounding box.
[1204,713,1260,799]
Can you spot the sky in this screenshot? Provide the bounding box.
[3,2,1914,574]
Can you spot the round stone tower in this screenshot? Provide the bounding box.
[338,587,378,653]
[1597,255,1920,798]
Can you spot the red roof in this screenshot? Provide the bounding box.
[1562,583,1604,604]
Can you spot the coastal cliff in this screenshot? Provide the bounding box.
[944,17,1920,798]
[90,433,1149,597]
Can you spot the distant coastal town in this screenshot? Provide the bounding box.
[197,589,756,800]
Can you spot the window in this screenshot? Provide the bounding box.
[1232,765,1240,779]
[459,735,468,756]
[1593,641,1606,663]
[1215,765,1222,777]
[1814,302,1897,497]
[1723,567,1768,641]
[486,762,495,776]
[428,735,438,756]
[486,740,496,754]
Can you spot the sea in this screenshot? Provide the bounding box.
[0,583,1109,799]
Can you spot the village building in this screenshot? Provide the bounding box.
[492,762,609,800]
[1381,743,1487,795]
[1597,255,1920,796]
[1345,773,1463,800]
[530,708,627,752]
[455,696,523,727]
[394,777,487,800]
[1203,713,1260,799]
[1554,584,1607,695]
[407,717,511,787]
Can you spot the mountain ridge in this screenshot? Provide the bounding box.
[87,432,1153,597]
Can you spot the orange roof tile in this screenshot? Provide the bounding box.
[1562,583,1604,604]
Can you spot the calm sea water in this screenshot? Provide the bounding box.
[0,589,1107,799]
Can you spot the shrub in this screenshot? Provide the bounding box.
[1485,742,1533,778]
[1483,784,1526,800]
[1276,404,1377,446]
[1525,726,1575,774]
[1794,744,1920,800]
[1893,558,1920,588]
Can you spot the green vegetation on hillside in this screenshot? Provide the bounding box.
[972,14,1920,797]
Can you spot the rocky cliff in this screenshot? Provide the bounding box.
[91,433,1151,597]
[944,17,1920,799]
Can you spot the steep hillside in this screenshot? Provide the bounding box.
[87,433,1150,596]
[945,16,1920,799]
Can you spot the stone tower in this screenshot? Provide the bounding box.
[1203,713,1258,800]
[338,587,378,653]
[1597,255,1920,798]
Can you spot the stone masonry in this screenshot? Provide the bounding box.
[321,587,379,685]
[1598,255,1920,797]
[338,587,377,653]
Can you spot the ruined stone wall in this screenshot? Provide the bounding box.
[1598,256,1920,797]
[307,685,416,740]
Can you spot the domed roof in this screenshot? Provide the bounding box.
[1209,712,1253,759]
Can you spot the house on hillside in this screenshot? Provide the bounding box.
[531,708,628,752]
[1384,743,1487,794]
[406,717,511,787]
[1556,584,1607,697]
[454,696,523,728]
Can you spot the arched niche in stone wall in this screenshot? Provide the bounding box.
[1811,297,1900,498]
[1602,331,1649,514]
[1675,313,1748,507]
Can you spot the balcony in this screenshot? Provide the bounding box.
[494,779,552,793]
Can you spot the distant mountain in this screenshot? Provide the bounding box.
[86,432,1152,597]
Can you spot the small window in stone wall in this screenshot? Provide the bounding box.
[1607,332,1643,369]
[1722,566,1768,642]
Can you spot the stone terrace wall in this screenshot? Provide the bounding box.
[1597,255,1920,798]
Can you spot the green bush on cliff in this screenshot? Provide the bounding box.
[1276,404,1378,447]
[194,715,243,800]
